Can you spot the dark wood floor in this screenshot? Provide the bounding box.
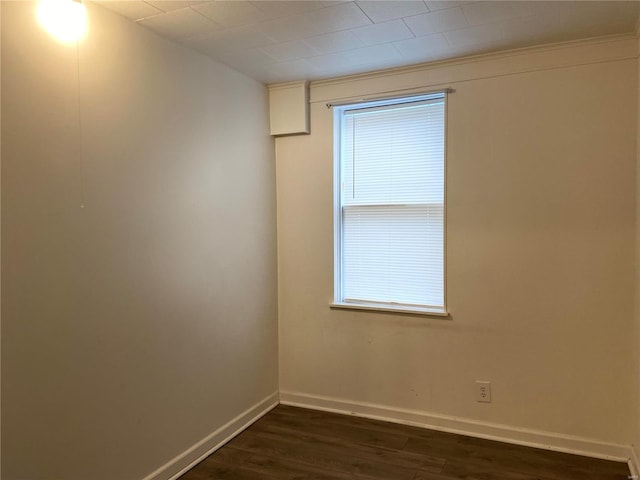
[178,404,631,480]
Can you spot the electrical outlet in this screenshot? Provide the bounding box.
[476,381,492,403]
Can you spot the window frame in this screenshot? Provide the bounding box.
[331,91,449,318]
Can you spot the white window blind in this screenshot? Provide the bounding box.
[335,93,445,311]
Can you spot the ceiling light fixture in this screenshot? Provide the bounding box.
[36,0,87,43]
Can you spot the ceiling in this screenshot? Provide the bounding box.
[94,1,639,84]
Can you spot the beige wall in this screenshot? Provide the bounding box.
[277,42,637,447]
[1,3,277,480]
[635,34,640,465]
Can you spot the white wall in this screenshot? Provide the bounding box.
[276,38,637,453]
[1,3,278,480]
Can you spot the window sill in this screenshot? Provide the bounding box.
[330,302,450,318]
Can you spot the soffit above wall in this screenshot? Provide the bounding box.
[93,1,639,84]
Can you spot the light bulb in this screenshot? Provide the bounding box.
[37,0,87,43]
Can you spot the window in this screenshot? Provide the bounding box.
[332,92,447,315]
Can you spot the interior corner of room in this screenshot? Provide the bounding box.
[1,1,640,479]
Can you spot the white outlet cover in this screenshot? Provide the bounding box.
[476,381,492,403]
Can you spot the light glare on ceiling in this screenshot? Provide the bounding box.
[37,0,87,43]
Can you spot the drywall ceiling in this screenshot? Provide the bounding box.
[94,1,639,84]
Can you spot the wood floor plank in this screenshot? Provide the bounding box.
[243,454,376,480]
[412,472,467,480]
[203,445,254,466]
[178,458,236,480]
[182,455,282,480]
[403,436,628,480]
[255,410,410,450]
[228,429,419,480]
[273,405,466,444]
[440,459,560,480]
[250,419,446,472]
[456,436,629,477]
[177,405,631,480]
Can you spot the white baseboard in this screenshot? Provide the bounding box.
[142,392,279,480]
[279,391,634,465]
[629,446,639,479]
